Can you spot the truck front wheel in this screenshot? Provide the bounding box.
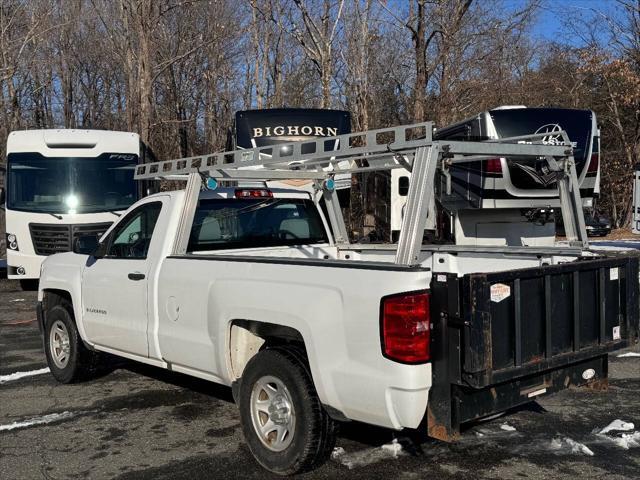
[238,348,337,475]
[44,296,102,383]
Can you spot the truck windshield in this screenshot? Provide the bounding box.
[6,152,137,214]
[187,198,329,252]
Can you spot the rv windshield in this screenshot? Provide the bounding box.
[6,152,137,214]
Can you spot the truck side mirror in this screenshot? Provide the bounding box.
[0,187,5,207]
[73,234,100,256]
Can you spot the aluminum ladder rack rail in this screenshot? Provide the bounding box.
[134,121,588,265]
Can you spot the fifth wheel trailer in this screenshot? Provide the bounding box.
[390,107,601,244]
[232,108,352,200]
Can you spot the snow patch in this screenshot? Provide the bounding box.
[331,439,405,469]
[331,447,345,459]
[0,367,50,384]
[10,298,24,302]
[550,437,594,456]
[600,431,640,450]
[0,411,75,432]
[500,423,517,432]
[617,352,640,358]
[596,419,640,449]
[599,419,635,435]
[381,438,403,458]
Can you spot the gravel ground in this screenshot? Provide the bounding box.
[0,278,639,480]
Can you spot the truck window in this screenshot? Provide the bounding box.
[105,201,162,259]
[187,198,328,252]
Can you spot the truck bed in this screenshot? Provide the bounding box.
[195,242,589,275]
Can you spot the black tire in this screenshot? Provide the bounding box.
[20,279,39,291]
[43,295,102,383]
[238,348,337,475]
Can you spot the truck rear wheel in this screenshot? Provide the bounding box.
[238,348,337,475]
[43,296,102,383]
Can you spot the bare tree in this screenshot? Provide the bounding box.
[263,0,344,107]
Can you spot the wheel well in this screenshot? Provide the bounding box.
[229,320,306,380]
[42,289,72,311]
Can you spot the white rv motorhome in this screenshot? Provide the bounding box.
[390,106,600,244]
[1,129,147,287]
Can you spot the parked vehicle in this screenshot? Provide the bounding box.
[391,106,600,243]
[0,129,154,288]
[557,211,612,237]
[233,108,352,200]
[38,122,638,474]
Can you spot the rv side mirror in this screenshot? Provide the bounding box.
[73,234,100,256]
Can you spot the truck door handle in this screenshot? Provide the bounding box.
[128,272,145,281]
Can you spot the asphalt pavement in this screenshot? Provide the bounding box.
[0,278,639,480]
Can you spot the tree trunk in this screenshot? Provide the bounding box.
[137,0,154,146]
[412,0,427,122]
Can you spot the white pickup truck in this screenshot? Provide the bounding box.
[37,123,639,474]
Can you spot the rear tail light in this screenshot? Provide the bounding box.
[381,291,430,364]
[587,153,599,173]
[235,189,273,198]
[485,158,502,174]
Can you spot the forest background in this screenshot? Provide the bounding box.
[0,0,638,242]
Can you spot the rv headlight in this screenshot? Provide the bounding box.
[65,194,79,208]
[6,233,18,251]
[65,194,79,214]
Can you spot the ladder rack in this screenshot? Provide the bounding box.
[134,121,589,265]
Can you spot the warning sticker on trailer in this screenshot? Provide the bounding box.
[610,268,619,281]
[613,326,621,340]
[490,283,511,303]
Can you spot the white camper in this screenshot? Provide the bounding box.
[1,129,145,286]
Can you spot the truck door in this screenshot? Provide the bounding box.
[81,197,166,356]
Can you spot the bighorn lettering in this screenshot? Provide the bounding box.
[252,126,338,138]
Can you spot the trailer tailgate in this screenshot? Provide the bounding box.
[456,255,639,388]
[426,254,639,441]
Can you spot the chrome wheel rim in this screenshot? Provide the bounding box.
[250,375,296,452]
[49,320,71,369]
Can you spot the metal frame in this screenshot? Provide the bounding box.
[134,121,589,264]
